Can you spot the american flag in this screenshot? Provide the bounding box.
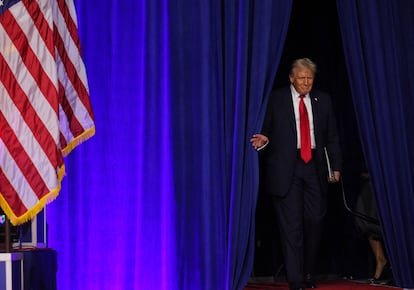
[0,0,94,225]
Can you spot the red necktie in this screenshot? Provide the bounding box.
[299,95,312,163]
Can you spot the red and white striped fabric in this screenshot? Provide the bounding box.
[0,0,94,225]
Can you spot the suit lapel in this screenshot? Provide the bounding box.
[310,92,319,138]
[286,89,296,134]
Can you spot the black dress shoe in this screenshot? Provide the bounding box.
[289,282,306,290]
[305,281,317,288]
[305,274,317,288]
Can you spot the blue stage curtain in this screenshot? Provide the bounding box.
[47,1,292,289]
[336,1,414,287]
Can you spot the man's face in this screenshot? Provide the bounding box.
[289,68,314,96]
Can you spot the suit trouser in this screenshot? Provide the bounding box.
[272,156,326,287]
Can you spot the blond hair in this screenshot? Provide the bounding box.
[290,58,317,76]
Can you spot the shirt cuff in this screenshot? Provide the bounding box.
[257,139,269,151]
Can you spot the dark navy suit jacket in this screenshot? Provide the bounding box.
[261,86,342,197]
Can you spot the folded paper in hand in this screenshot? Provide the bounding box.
[324,147,334,178]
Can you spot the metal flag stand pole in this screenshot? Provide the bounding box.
[4,218,12,253]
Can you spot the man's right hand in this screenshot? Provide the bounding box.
[250,134,268,151]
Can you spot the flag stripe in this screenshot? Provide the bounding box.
[0,55,62,170]
[56,0,81,52]
[0,138,39,213]
[0,2,62,169]
[0,80,59,199]
[5,2,59,116]
[53,17,93,120]
[52,0,95,155]
[0,168,27,217]
[0,112,49,203]
[58,81,83,148]
[52,4,90,113]
[23,0,55,55]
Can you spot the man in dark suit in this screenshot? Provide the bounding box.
[250,58,342,290]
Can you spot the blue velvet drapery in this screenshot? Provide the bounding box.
[336,1,414,287]
[47,1,292,289]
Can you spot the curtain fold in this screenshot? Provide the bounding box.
[47,1,292,289]
[336,1,414,287]
[221,2,292,288]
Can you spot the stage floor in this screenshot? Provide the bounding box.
[245,276,400,290]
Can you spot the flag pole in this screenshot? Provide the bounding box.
[4,218,11,252]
